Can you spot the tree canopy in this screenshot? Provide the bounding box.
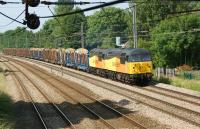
[86,7,130,49]
[150,14,200,68]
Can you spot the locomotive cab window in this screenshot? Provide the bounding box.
[98,52,102,61]
[120,53,126,64]
[130,53,151,62]
[102,54,105,59]
[126,56,129,62]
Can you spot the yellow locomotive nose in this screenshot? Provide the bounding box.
[129,62,152,74]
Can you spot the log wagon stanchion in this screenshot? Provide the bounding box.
[60,48,63,76]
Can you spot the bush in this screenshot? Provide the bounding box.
[176,64,193,72]
[153,76,171,84]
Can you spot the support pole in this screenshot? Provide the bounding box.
[81,22,84,48]
[132,2,137,48]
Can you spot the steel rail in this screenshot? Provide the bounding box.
[143,87,200,106]
[148,86,200,100]
[6,61,76,129]
[8,57,147,129]
[2,62,48,129]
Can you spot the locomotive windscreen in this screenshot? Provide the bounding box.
[129,53,151,62]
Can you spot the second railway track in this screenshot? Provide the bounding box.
[143,86,200,106]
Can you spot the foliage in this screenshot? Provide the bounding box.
[0,73,15,129]
[153,76,171,84]
[131,0,198,31]
[150,14,200,68]
[0,27,35,49]
[176,64,193,72]
[86,7,130,49]
[129,0,200,54]
[39,1,86,49]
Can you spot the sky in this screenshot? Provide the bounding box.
[0,0,129,33]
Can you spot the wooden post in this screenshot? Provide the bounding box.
[158,67,160,80]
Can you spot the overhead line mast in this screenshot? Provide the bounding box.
[132,2,137,48]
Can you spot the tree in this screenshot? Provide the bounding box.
[39,0,86,48]
[130,0,198,31]
[86,7,130,49]
[128,0,200,50]
[0,27,31,49]
[150,14,200,68]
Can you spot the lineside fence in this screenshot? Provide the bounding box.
[155,67,176,79]
[155,67,200,80]
[177,71,200,80]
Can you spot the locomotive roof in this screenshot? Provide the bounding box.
[90,48,106,55]
[104,49,121,56]
[105,48,150,57]
[90,48,150,56]
[122,48,150,55]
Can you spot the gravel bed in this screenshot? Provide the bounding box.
[9,56,200,129]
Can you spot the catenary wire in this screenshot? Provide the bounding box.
[39,0,131,18]
[0,11,25,25]
[0,9,25,28]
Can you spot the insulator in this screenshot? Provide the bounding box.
[27,14,40,29]
[26,0,40,7]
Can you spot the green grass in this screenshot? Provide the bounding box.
[154,76,200,92]
[170,77,200,92]
[153,76,171,84]
[177,71,200,80]
[0,73,15,129]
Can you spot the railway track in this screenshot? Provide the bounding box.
[3,61,76,129]
[144,86,200,106]
[1,62,46,129]
[3,56,200,127]
[5,57,148,129]
[3,62,48,129]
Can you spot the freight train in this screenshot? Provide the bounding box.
[3,48,153,84]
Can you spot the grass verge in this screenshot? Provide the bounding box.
[0,72,15,129]
[154,76,200,92]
